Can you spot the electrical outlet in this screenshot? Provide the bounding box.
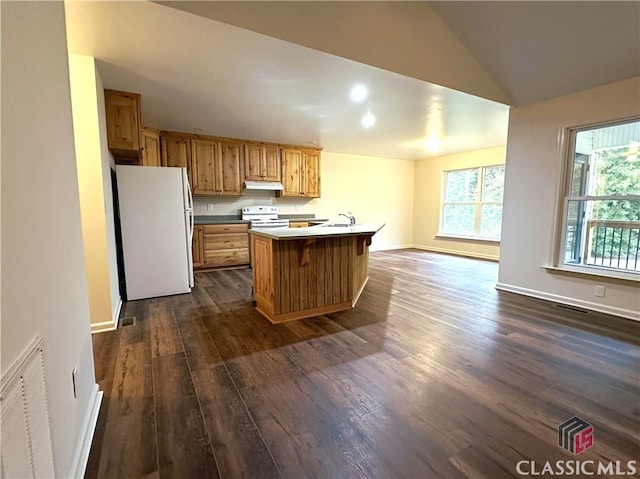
[594,285,605,297]
[71,366,78,398]
[207,204,214,211]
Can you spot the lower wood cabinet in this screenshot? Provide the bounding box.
[192,225,204,268]
[288,221,309,228]
[193,223,249,269]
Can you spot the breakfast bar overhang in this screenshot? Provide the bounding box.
[249,223,385,323]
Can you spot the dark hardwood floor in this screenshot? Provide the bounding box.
[86,249,640,479]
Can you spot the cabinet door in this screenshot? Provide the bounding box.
[104,89,141,160]
[161,136,192,185]
[280,149,302,197]
[302,150,321,198]
[218,142,244,196]
[252,235,273,311]
[244,144,263,180]
[263,146,282,181]
[140,128,160,167]
[192,225,204,268]
[191,139,218,195]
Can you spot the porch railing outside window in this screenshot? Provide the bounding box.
[584,220,640,271]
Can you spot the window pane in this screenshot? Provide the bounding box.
[572,121,640,197]
[482,166,505,202]
[445,169,478,202]
[592,146,640,196]
[563,199,640,272]
[443,204,475,235]
[480,204,502,239]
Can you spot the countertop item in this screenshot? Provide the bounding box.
[248,222,385,240]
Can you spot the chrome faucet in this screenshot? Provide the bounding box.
[339,212,356,225]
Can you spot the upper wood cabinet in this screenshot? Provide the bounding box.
[218,142,244,196]
[104,89,141,161]
[161,135,192,185]
[187,137,244,196]
[244,144,281,181]
[191,139,217,195]
[140,127,161,167]
[279,148,321,198]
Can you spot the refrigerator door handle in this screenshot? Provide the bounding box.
[183,168,195,288]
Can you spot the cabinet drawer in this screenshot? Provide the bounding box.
[202,223,249,234]
[204,233,248,250]
[204,248,249,267]
[289,221,309,228]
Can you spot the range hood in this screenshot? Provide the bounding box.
[244,180,284,191]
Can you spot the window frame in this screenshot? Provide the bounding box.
[554,116,640,281]
[439,164,505,242]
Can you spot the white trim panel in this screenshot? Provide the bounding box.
[68,384,103,479]
[495,282,640,321]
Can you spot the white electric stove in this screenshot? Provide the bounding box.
[241,206,290,228]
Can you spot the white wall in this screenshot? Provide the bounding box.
[194,150,415,250]
[498,77,640,320]
[413,146,506,260]
[1,2,100,476]
[95,64,122,328]
[68,53,117,332]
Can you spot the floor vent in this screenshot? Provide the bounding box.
[118,316,136,327]
[553,303,590,314]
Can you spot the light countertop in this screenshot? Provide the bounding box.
[248,222,385,240]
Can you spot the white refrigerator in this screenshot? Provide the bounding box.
[115,165,194,300]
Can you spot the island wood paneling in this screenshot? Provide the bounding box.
[259,235,365,322]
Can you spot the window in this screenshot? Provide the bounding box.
[441,165,505,240]
[560,118,640,275]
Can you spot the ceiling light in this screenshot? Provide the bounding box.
[193,127,206,132]
[350,84,368,103]
[424,132,442,152]
[361,112,376,128]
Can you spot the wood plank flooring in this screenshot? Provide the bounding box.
[86,249,640,479]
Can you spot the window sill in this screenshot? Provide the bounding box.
[544,265,640,284]
[435,234,500,244]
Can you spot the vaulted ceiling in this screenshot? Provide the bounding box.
[64,1,639,160]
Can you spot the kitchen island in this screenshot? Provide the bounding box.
[250,223,385,323]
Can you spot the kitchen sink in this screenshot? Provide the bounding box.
[317,222,359,227]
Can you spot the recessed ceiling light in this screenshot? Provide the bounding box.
[350,84,368,103]
[424,132,442,152]
[361,112,376,129]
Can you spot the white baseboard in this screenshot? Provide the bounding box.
[495,282,640,321]
[411,244,500,262]
[91,298,121,334]
[68,384,103,478]
[370,243,413,251]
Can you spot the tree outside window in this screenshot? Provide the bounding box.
[562,119,640,273]
[441,165,504,240]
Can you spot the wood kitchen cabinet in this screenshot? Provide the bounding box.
[288,221,309,228]
[244,143,281,181]
[279,148,321,198]
[191,139,244,196]
[200,223,249,268]
[192,225,204,268]
[161,135,192,186]
[140,127,161,167]
[104,89,142,162]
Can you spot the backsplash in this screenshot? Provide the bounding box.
[193,193,318,217]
